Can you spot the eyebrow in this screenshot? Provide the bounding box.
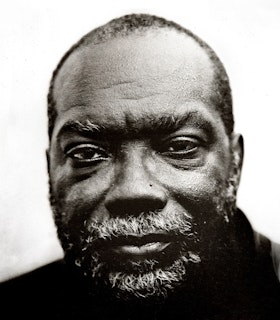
[57,111,216,141]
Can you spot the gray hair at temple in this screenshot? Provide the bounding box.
[47,13,234,139]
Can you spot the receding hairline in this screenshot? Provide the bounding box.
[53,19,214,90]
[48,13,234,139]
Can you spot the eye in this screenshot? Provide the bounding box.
[65,143,110,166]
[158,136,200,158]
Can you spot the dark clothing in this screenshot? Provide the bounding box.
[1,210,279,319]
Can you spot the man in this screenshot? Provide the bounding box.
[1,14,279,319]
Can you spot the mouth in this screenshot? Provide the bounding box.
[99,234,181,262]
[113,241,171,256]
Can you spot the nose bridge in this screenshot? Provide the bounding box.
[104,143,167,215]
[117,144,151,187]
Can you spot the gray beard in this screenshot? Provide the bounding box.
[50,161,239,301]
[52,207,203,300]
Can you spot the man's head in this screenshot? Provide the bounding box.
[47,14,243,302]
[48,14,234,139]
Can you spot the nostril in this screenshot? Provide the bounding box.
[105,197,166,217]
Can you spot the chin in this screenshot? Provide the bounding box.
[63,241,201,302]
[107,253,201,301]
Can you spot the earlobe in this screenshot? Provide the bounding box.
[46,148,50,174]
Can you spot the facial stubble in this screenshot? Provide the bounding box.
[49,154,239,302]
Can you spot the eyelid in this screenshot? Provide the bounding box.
[158,135,204,149]
[167,136,200,142]
[172,132,205,141]
[64,141,110,155]
[159,127,208,142]
[65,143,105,154]
[155,135,206,161]
[64,143,111,168]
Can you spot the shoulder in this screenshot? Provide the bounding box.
[253,226,280,282]
[0,259,66,292]
[0,260,108,319]
[0,260,74,319]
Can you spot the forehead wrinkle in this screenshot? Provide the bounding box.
[54,31,216,110]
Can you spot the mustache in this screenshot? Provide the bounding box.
[78,209,196,248]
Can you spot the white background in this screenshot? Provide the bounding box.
[1,0,280,282]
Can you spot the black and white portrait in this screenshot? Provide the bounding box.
[1,1,280,319]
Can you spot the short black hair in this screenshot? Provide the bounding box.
[47,13,234,139]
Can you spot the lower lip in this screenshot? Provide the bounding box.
[112,242,171,256]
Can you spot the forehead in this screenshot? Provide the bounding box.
[52,29,221,136]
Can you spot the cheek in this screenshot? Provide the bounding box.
[51,165,114,222]
[49,139,114,204]
[172,174,223,210]
[157,161,228,215]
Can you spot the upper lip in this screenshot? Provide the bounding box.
[94,233,175,250]
[109,233,172,247]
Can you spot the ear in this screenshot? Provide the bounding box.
[46,148,50,175]
[230,133,244,187]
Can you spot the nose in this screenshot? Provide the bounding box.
[104,146,167,216]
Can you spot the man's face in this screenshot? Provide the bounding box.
[48,30,242,300]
